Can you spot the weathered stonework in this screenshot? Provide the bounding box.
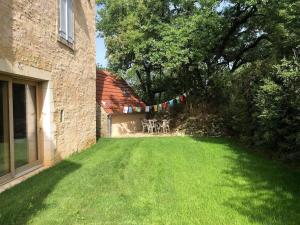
[0,0,96,165]
[99,106,109,137]
[111,113,145,137]
[97,106,145,137]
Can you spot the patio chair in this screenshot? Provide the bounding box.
[141,119,148,133]
[156,121,162,133]
[148,119,157,133]
[161,119,170,133]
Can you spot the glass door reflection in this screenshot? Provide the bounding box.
[13,83,38,169]
[0,81,10,177]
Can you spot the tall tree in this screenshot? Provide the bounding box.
[96,0,297,101]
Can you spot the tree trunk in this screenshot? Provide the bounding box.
[144,64,155,105]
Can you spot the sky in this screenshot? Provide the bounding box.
[96,4,107,67]
[96,35,107,67]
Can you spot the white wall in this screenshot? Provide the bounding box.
[111,113,146,137]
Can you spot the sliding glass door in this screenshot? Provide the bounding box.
[13,83,38,170]
[0,76,40,184]
[0,81,10,177]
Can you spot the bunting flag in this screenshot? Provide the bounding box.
[169,99,174,106]
[158,104,162,111]
[135,106,141,113]
[121,91,190,114]
[123,106,128,113]
[180,95,186,103]
[163,102,168,110]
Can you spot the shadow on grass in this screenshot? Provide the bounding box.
[192,137,300,225]
[0,161,81,225]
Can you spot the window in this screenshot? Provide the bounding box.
[59,0,74,45]
[0,75,41,184]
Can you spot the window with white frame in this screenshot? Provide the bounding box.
[59,0,74,44]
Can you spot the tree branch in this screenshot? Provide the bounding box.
[136,70,147,96]
[214,4,258,58]
[230,34,269,72]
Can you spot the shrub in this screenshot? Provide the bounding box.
[254,57,300,154]
[222,56,300,155]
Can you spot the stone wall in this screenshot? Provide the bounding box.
[97,108,146,137]
[111,113,145,137]
[99,106,109,137]
[0,0,96,163]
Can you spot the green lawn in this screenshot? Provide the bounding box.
[0,140,29,176]
[0,137,299,225]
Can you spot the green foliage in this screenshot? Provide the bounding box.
[96,63,109,71]
[224,56,300,154]
[254,57,300,152]
[96,0,300,154]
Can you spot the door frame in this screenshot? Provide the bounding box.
[0,74,43,185]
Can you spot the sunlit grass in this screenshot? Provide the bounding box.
[0,137,299,225]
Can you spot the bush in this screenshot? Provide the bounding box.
[222,56,300,156]
[254,57,300,154]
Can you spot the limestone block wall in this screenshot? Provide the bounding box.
[99,107,109,137]
[111,113,145,137]
[0,0,96,164]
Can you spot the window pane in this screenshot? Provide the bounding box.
[59,0,67,39]
[26,85,38,163]
[67,0,73,43]
[13,84,38,168]
[0,81,10,177]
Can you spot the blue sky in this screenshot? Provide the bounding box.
[96,35,107,67]
[96,4,107,67]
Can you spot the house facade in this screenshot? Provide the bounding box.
[96,70,146,137]
[0,0,96,185]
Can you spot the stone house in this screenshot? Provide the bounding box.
[0,0,96,185]
[96,70,146,137]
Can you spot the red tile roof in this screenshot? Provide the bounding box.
[96,70,146,114]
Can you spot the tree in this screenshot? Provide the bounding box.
[96,0,282,100]
[97,0,175,103]
[96,0,300,154]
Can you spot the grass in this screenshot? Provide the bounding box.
[0,143,10,176]
[0,140,29,175]
[14,139,29,168]
[0,137,300,225]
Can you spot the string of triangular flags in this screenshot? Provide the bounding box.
[123,91,188,114]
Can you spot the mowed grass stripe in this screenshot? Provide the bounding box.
[0,137,299,225]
